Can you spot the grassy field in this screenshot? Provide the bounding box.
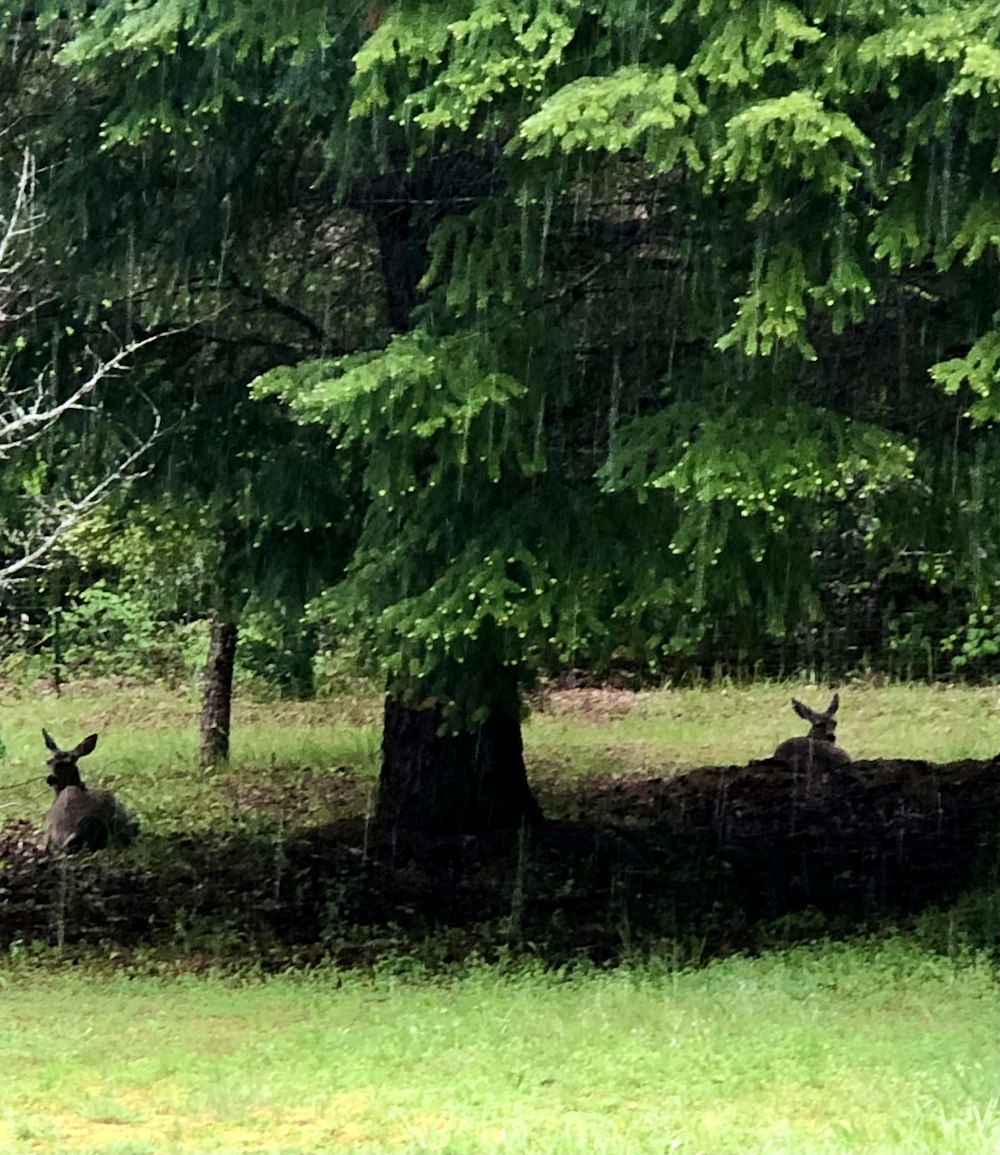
[1,942,996,1155]
[528,681,999,790]
[1,679,997,833]
[1,680,998,1154]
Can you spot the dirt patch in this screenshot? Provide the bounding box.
[1,755,998,964]
[539,688,640,721]
[0,819,47,865]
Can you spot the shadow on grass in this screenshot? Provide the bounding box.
[2,754,999,969]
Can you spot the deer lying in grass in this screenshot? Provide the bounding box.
[772,694,851,773]
[42,729,138,853]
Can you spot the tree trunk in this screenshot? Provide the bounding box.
[359,155,530,837]
[200,617,238,766]
[376,692,543,837]
[345,154,499,334]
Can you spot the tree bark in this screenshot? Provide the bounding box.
[376,693,542,837]
[358,154,531,837]
[200,617,238,766]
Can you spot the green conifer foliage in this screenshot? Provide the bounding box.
[2,0,997,825]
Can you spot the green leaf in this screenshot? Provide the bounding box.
[518,64,702,172]
[714,91,873,213]
[716,240,818,360]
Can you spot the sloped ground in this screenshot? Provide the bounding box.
[2,751,998,965]
[577,755,1000,918]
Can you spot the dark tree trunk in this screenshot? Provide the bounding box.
[200,617,238,766]
[344,154,502,334]
[369,199,426,333]
[356,154,526,837]
[376,695,543,837]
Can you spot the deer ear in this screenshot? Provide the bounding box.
[73,734,99,758]
[827,693,840,716]
[42,728,60,752]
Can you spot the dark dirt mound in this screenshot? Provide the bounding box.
[577,755,1000,917]
[2,756,998,964]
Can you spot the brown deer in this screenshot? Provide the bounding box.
[42,729,138,852]
[772,694,851,772]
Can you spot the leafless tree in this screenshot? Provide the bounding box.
[0,149,161,590]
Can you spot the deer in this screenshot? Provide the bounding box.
[42,729,138,853]
[772,694,851,773]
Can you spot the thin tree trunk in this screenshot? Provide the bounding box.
[345,154,498,334]
[200,617,238,766]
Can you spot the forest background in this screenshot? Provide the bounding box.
[1,9,998,1151]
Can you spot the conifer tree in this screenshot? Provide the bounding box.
[3,1,997,830]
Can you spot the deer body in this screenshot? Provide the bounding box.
[773,694,850,772]
[42,730,138,853]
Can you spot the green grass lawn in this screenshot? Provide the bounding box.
[0,681,383,833]
[1,941,996,1155]
[527,681,1000,779]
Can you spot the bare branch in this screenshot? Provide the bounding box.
[0,333,166,459]
[0,149,44,327]
[0,152,168,590]
[0,400,161,588]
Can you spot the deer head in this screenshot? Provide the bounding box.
[43,728,98,791]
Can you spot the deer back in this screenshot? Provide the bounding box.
[44,784,137,853]
[773,735,851,770]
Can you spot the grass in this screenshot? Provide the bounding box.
[1,679,996,837]
[0,941,996,1155]
[0,681,383,833]
[1,679,998,1153]
[527,682,1000,780]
